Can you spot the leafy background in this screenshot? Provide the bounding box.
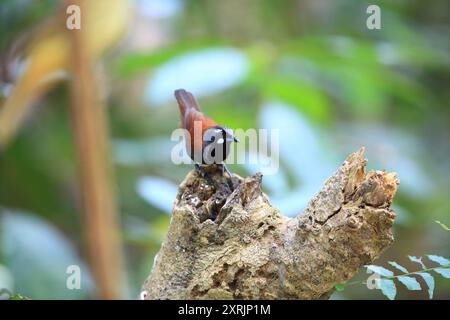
[0,0,449,299]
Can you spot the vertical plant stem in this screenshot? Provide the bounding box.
[67,0,125,299]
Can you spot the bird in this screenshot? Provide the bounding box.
[174,89,238,177]
[0,0,130,147]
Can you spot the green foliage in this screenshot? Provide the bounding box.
[115,41,222,77]
[434,268,450,278]
[417,272,435,299]
[8,293,29,300]
[366,265,393,277]
[408,255,426,268]
[0,288,29,300]
[378,279,396,300]
[367,255,450,300]
[388,261,408,273]
[265,76,332,124]
[336,253,450,300]
[1,0,450,299]
[334,284,345,292]
[435,221,450,231]
[397,276,421,291]
[427,255,450,266]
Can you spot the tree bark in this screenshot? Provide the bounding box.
[141,148,399,299]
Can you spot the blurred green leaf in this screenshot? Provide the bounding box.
[334,284,345,292]
[1,210,93,299]
[8,293,29,300]
[265,77,331,124]
[434,268,450,278]
[379,279,396,300]
[397,276,421,291]
[366,265,394,277]
[408,256,426,268]
[388,261,408,273]
[417,272,435,299]
[115,41,223,76]
[427,255,450,267]
[435,221,450,231]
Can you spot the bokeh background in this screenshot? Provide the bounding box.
[0,0,449,299]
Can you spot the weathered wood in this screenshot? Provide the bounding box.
[142,148,399,299]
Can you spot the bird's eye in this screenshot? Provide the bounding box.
[203,129,215,142]
[204,127,224,143]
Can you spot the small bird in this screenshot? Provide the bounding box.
[174,89,238,176]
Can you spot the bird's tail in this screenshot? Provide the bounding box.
[174,89,200,124]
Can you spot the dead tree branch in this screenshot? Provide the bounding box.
[142,148,399,299]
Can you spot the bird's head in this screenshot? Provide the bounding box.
[203,126,239,146]
[202,126,239,164]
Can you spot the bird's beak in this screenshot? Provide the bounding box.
[233,136,239,142]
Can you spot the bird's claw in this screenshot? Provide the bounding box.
[195,163,206,178]
[222,163,233,178]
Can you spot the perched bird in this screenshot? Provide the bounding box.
[174,89,238,176]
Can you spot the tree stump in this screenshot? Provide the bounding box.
[142,148,399,299]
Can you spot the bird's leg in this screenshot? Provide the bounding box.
[195,163,206,177]
[222,163,233,178]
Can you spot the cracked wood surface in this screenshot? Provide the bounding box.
[141,148,399,299]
